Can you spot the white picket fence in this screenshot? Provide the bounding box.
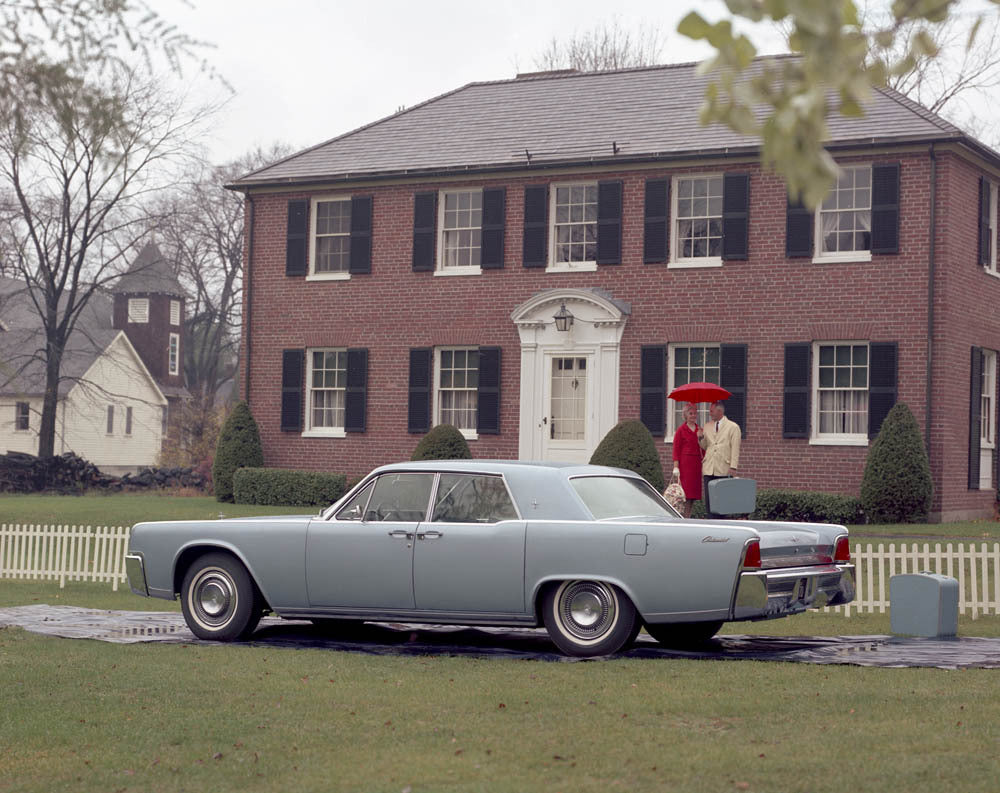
[1,526,999,618]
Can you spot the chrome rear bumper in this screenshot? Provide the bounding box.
[125,553,148,597]
[731,563,855,620]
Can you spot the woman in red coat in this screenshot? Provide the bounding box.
[671,402,704,518]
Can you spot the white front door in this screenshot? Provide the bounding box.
[542,354,591,462]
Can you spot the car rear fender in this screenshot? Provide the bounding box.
[529,575,641,624]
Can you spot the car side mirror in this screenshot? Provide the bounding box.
[340,503,363,521]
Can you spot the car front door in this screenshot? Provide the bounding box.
[306,473,434,609]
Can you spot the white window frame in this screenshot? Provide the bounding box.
[14,401,30,432]
[106,405,115,435]
[127,298,149,323]
[813,164,873,264]
[981,348,997,490]
[669,174,724,269]
[810,341,870,446]
[307,195,352,282]
[302,347,348,438]
[986,181,998,278]
[170,300,181,326]
[436,189,483,277]
[665,343,720,440]
[433,346,479,440]
[168,333,179,376]
[548,181,598,273]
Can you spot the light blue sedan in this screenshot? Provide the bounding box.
[125,461,855,657]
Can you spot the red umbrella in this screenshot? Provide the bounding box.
[667,382,731,403]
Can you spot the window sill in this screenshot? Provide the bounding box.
[302,429,347,439]
[459,429,478,441]
[668,257,723,269]
[811,251,872,264]
[305,272,351,282]
[809,436,869,447]
[434,266,482,277]
[546,262,598,273]
[983,266,1000,279]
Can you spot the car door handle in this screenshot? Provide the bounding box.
[416,530,443,540]
[388,530,414,540]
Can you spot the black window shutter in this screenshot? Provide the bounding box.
[969,346,983,488]
[643,179,669,264]
[979,177,991,266]
[408,348,432,433]
[720,344,748,437]
[286,200,308,276]
[344,348,368,433]
[481,188,506,270]
[349,196,372,274]
[412,192,437,272]
[722,173,750,261]
[783,343,811,437]
[597,180,623,265]
[522,185,548,268]
[477,346,501,435]
[640,345,666,437]
[281,349,305,431]
[785,196,813,258]
[868,342,898,439]
[871,163,900,255]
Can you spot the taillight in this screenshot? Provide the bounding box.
[743,539,761,569]
[834,536,851,563]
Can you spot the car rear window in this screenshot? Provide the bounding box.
[570,476,677,520]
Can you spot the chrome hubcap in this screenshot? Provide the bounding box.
[191,568,236,627]
[558,581,616,641]
[199,580,231,617]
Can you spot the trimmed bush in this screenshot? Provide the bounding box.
[212,401,264,503]
[861,402,932,523]
[589,419,665,491]
[411,424,472,461]
[750,489,864,525]
[233,467,347,507]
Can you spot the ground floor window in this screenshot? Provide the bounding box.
[813,342,868,442]
[15,401,29,431]
[667,343,720,434]
[981,348,997,490]
[436,348,479,434]
[307,349,347,433]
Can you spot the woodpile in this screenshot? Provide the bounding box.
[0,451,208,493]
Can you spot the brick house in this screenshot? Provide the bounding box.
[228,59,1000,522]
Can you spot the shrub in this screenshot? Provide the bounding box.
[589,419,665,491]
[411,424,472,461]
[233,467,347,507]
[861,402,933,523]
[212,401,264,503]
[750,489,864,525]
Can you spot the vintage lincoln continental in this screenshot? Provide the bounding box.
[125,461,855,657]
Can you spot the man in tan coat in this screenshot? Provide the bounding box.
[698,400,741,517]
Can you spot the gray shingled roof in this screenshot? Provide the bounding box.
[231,57,983,189]
[112,241,184,297]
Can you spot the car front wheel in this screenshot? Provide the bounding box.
[181,553,261,641]
[542,580,639,657]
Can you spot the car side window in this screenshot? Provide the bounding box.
[365,473,435,522]
[431,474,518,523]
[335,481,374,521]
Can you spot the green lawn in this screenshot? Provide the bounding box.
[1,580,999,793]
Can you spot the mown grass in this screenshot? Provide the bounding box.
[0,492,310,528]
[1,579,999,793]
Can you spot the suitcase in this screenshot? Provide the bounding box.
[706,477,757,515]
[890,573,959,637]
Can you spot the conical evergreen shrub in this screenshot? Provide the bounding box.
[589,419,665,491]
[212,401,264,502]
[411,424,472,461]
[860,402,932,523]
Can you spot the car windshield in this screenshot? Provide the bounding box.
[570,476,679,520]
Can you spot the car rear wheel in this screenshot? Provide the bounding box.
[181,553,261,641]
[645,620,724,648]
[542,580,639,657]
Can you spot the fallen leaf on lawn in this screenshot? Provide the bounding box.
[213,753,223,761]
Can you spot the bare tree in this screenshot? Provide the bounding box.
[0,67,210,458]
[534,17,666,72]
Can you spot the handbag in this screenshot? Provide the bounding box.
[663,471,686,512]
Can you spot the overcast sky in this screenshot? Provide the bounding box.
[164,0,789,164]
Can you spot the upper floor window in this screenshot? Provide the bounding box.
[672,175,723,265]
[307,348,347,435]
[15,401,29,431]
[550,183,597,269]
[168,333,179,375]
[816,166,871,260]
[436,347,479,437]
[439,190,482,273]
[170,300,181,326]
[813,342,868,443]
[667,344,720,435]
[310,197,351,278]
[128,298,149,323]
[986,181,998,277]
